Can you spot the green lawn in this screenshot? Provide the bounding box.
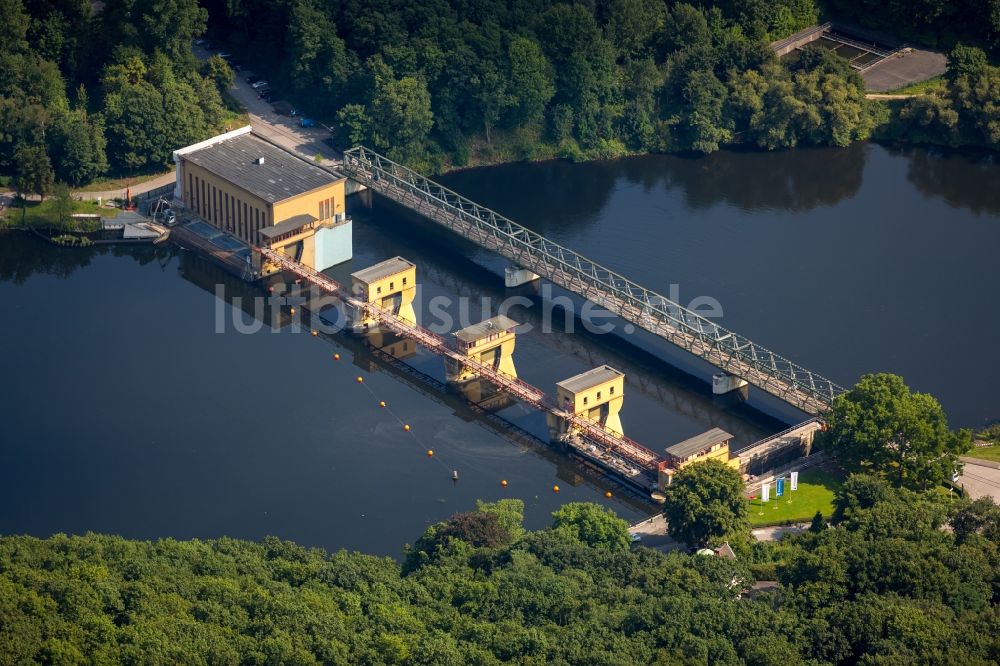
[965,446,1000,463]
[1,198,118,229]
[749,468,842,527]
[886,75,947,96]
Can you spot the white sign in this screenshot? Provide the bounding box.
[762,483,770,503]
[790,471,799,491]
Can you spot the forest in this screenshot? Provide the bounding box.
[2,0,999,188]
[2,482,999,665]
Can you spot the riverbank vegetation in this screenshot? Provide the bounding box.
[199,0,1000,171]
[0,0,235,199]
[3,0,999,190]
[2,482,999,664]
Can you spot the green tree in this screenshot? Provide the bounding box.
[506,37,554,127]
[663,459,749,547]
[826,374,972,489]
[550,502,631,551]
[13,143,54,201]
[203,55,234,94]
[370,75,433,161]
[51,182,73,228]
[51,110,108,186]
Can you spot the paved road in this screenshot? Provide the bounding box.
[959,461,1000,502]
[197,45,342,169]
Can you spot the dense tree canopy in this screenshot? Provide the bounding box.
[0,0,231,191]
[825,373,972,490]
[199,0,881,169]
[3,487,1000,663]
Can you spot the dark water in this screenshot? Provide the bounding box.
[1,143,997,555]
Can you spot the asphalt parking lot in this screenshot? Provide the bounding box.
[193,45,342,168]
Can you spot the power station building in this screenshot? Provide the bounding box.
[173,126,352,272]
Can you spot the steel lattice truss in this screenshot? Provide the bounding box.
[343,147,846,414]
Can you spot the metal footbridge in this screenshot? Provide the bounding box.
[341,147,846,414]
[258,247,663,481]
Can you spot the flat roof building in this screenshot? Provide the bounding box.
[173,126,352,272]
[663,427,739,471]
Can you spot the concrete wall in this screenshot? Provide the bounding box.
[771,23,831,57]
[314,221,353,271]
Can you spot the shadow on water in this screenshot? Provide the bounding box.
[441,142,869,217]
[893,145,1000,215]
[353,196,784,444]
[175,249,656,512]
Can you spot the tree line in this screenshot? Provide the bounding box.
[2,483,999,664]
[0,0,233,199]
[201,0,1000,172]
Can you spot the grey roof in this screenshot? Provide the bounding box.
[182,133,343,204]
[351,256,414,284]
[665,427,733,460]
[556,365,623,394]
[453,315,520,344]
[259,214,316,238]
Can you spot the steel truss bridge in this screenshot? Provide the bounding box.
[258,247,663,486]
[341,147,846,415]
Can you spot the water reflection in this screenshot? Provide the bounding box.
[898,146,1000,215]
[441,143,869,221]
[0,232,176,284]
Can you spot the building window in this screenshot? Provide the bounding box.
[610,386,615,395]
[583,397,589,405]
[597,391,602,400]
[403,277,407,285]
[212,187,217,223]
[376,286,382,295]
[389,281,394,290]
[187,173,193,207]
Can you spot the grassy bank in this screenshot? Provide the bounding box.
[0,198,119,229]
[749,468,843,526]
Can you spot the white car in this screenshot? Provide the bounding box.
[251,80,269,89]
[630,533,642,543]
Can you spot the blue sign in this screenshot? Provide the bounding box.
[776,478,785,497]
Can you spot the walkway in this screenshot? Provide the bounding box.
[258,246,665,490]
[341,147,845,415]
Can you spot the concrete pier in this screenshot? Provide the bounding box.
[712,373,749,396]
[505,266,539,288]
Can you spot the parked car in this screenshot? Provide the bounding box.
[298,117,316,128]
[256,87,271,99]
[217,51,232,60]
[251,80,269,89]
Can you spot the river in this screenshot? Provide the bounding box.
[0,142,996,555]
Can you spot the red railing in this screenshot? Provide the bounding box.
[258,247,665,473]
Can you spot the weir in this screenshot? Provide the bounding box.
[258,246,665,490]
[341,147,845,415]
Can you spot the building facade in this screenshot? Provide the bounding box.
[173,126,352,272]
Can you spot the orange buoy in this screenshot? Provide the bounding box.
[553,485,560,493]
[311,330,318,336]
[403,424,411,432]
[356,376,363,383]
[605,491,613,498]
[290,307,295,315]
[501,479,508,487]
[427,449,434,457]
[333,353,340,360]
[379,401,386,408]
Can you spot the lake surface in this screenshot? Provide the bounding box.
[1,142,997,555]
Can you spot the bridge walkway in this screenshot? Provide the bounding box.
[341,147,845,416]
